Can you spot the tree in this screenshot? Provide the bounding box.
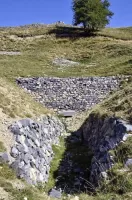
[72,0,113,30]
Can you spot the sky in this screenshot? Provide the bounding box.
[0,0,132,27]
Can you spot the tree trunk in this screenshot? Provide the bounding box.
[83,23,86,29]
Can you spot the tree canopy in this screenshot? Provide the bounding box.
[72,0,114,30]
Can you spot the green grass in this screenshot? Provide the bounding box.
[44,137,66,192]
[98,79,132,123]
[0,160,49,200]
[0,177,49,200]
[1,25,132,40]
[78,192,132,200]
[0,141,6,152]
[114,137,132,164]
[99,27,132,40]
[0,162,50,200]
[0,164,16,180]
[0,24,53,37]
[0,25,132,80]
[0,39,131,78]
[98,136,132,196]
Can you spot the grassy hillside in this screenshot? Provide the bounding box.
[0,25,132,80]
[0,24,131,200]
[99,27,132,40]
[0,24,131,118]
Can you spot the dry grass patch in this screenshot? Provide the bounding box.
[0,78,51,118]
[99,27,132,40]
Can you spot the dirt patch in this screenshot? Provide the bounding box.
[8,34,48,41]
[0,186,12,200]
[0,109,16,162]
[8,179,26,191]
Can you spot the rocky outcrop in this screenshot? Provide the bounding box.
[6,110,132,191]
[80,113,132,185]
[9,116,65,185]
[52,58,79,67]
[16,76,124,111]
[54,113,132,194]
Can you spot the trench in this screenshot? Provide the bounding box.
[7,76,132,196]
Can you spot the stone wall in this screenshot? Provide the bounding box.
[79,112,132,185]
[16,76,124,111]
[9,116,65,185]
[4,111,132,192]
[6,110,132,191]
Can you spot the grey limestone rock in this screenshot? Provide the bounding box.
[9,115,65,185]
[49,188,62,199]
[11,147,19,158]
[58,110,76,117]
[125,158,132,169]
[53,58,79,67]
[9,124,20,135]
[0,152,10,163]
[125,124,132,132]
[19,118,34,128]
[81,113,132,186]
[16,76,126,111]
[122,134,132,141]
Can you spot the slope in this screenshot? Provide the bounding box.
[0,24,131,200]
